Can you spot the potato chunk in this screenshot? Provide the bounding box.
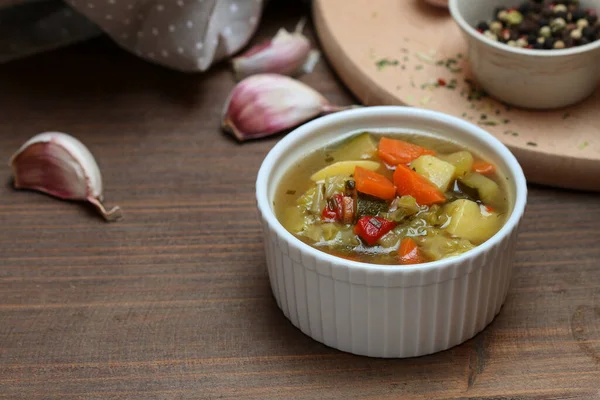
[443,199,502,244]
[418,231,476,261]
[330,133,377,161]
[439,151,474,179]
[458,172,500,207]
[410,155,456,192]
[310,160,380,182]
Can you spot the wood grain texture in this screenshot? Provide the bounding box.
[0,2,599,399]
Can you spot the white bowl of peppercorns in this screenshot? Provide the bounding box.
[449,0,600,109]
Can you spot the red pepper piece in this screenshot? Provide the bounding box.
[354,216,396,246]
[321,194,344,222]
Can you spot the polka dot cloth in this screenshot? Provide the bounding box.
[0,0,264,72]
[66,0,265,71]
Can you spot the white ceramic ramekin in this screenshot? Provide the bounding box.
[256,106,527,358]
[449,0,600,110]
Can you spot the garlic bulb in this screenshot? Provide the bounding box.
[9,132,122,222]
[232,19,320,80]
[222,74,356,142]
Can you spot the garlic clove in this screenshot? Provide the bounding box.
[9,132,122,222]
[222,73,356,142]
[232,19,321,80]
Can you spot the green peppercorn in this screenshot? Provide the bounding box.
[577,18,589,28]
[484,30,498,41]
[506,10,524,25]
[516,37,528,47]
[507,40,519,47]
[571,29,583,39]
[553,4,568,13]
[490,21,503,35]
[551,17,567,32]
[540,26,552,37]
[554,40,566,48]
[498,10,509,22]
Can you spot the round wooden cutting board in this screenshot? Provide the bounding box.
[313,0,600,192]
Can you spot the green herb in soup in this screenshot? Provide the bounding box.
[274,133,510,265]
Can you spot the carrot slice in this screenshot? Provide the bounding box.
[399,238,425,265]
[377,137,435,166]
[354,166,396,200]
[393,165,447,206]
[472,160,496,175]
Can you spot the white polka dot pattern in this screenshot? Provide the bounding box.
[62,0,265,72]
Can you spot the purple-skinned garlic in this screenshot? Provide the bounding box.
[9,132,122,222]
[222,73,356,142]
[232,19,320,80]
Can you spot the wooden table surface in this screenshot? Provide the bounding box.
[1,3,599,400]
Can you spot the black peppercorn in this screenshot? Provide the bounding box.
[586,13,598,25]
[541,8,554,18]
[543,37,555,48]
[533,42,544,49]
[519,19,538,34]
[582,26,595,39]
[538,17,549,27]
[572,9,587,20]
[579,37,591,45]
[477,21,490,31]
[564,37,574,47]
[518,2,531,15]
[527,33,538,44]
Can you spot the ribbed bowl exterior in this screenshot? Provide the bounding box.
[255,106,527,358]
[260,212,521,358]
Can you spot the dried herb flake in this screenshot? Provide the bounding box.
[479,120,499,126]
[375,58,399,70]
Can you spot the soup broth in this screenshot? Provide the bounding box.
[274,132,510,265]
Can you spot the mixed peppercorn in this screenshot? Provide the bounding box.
[476,0,600,49]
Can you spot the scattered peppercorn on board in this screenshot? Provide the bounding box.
[313,0,600,192]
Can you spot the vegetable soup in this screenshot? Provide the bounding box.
[274,132,511,265]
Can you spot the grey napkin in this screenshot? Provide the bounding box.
[0,0,265,72]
